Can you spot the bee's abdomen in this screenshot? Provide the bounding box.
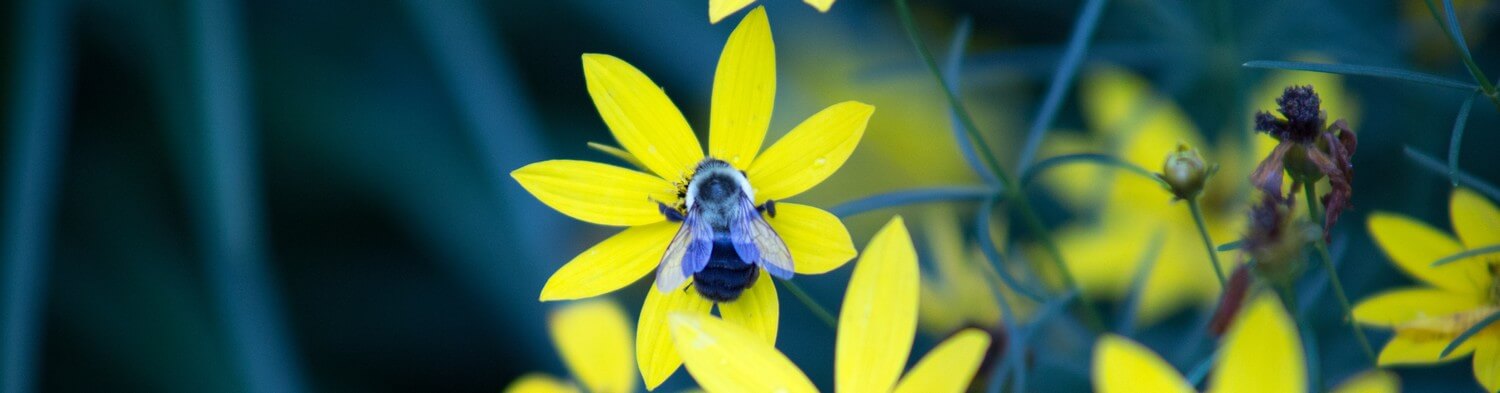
[692,234,759,303]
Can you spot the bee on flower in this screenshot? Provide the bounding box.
[669,217,993,393]
[510,7,870,389]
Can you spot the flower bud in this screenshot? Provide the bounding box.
[1160,144,1215,200]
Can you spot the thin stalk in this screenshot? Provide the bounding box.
[1404,147,1500,200]
[1302,182,1376,363]
[1186,352,1216,387]
[1,1,71,392]
[830,186,996,218]
[1422,0,1500,111]
[975,196,1050,302]
[779,280,837,329]
[188,0,307,391]
[1015,0,1110,170]
[1187,199,1227,288]
[894,0,1103,331]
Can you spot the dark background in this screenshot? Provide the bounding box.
[1,0,1496,391]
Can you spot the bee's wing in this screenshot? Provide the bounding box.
[731,196,794,279]
[655,209,713,292]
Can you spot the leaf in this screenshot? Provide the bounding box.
[828,186,996,218]
[1244,60,1478,91]
[1448,92,1476,187]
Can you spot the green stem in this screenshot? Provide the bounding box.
[893,0,1103,332]
[779,280,837,330]
[1188,199,1227,289]
[1422,0,1500,111]
[1301,182,1377,363]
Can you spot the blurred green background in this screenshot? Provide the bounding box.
[2,0,1497,391]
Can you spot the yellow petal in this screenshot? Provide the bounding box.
[1352,288,1486,327]
[892,329,992,393]
[1452,188,1500,249]
[513,160,679,227]
[541,223,679,301]
[1475,337,1500,393]
[708,0,757,24]
[770,203,857,274]
[717,270,779,344]
[709,6,774,169]
[638,283,714,390]
[836,217,919,393]
[1377,328,1477,365]
[804,0,835,12]
[1369,212,1490,295]
[1209,294,1305,393]
[747,101,872,202]
[582,54,704,181]
[1092,334,1193,393]
[1329,370,1399,393]
[668,313,818,393]
[503,373,581,393]
[550,300,635,393]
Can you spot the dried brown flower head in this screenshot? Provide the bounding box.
[1249,85,1357,237]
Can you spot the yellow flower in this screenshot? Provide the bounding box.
[1353,188,1500,392]
[504,300,635,393]
[1037,64,1354,325]
[511,8,867,389]
[710,0,834,24]
[1093,293,1400,393]
[668,217,993,393]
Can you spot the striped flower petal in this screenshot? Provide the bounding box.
[1369,212,1489,295]
[540,223,678,301]
[747,101,872,203]
[1452,188,1500,250]
[770,203,857,274]
[709,7,774,169]
[1475,336,1500,393]
[637,282,714,390]
[804,0,835,12]
[1352,288,1485,327]
[892,329,992,393]
[1377,328,1477,365]
[1209,294,1305,393]
[582,54,704,181]
[503,374,580,393]
[668,313,817,393]
[1329,370,1399,393]
[1092,334,1193,393]
[549,300,635,393]
[708,0,757,24]
[836,217,918,393]
[512,160,678,227]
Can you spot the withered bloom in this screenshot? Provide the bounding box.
[1242,194,1316,285]
[1250,86,1357,236]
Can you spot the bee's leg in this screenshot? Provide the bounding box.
[757,199,777,218]
[657,201,684,222]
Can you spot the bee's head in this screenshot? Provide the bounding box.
[685,158,753,210]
